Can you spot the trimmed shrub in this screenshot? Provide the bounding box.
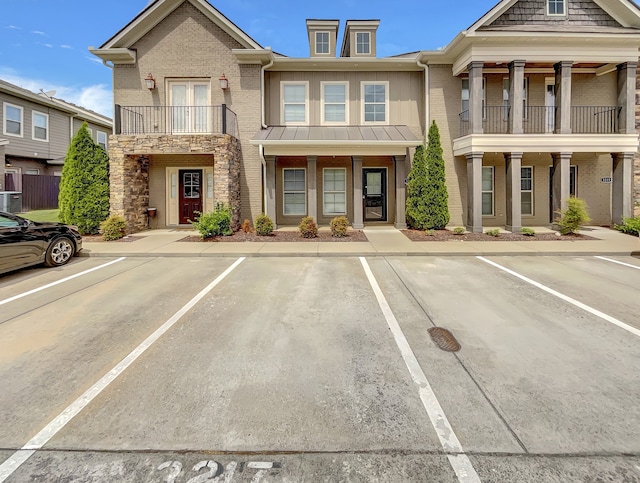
[299,216,318,238]
[424,229,435,236]
[424,121,450,229]
[406,145,429,229]
[485,228,500,237]
[556,197,590,235]
[241,219,253,233]
[614,217,640,236]
[190,203,232,238]
[255,214,274,236]
[330,216,349,238]
[100,215,127,241]
[521,227,536,236]
[453,227,465,235]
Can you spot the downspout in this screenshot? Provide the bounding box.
[102,60,115,134]
[260,51,275,213]
[416,55,429,142]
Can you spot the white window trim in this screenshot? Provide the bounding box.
[521,166,534,216]
[281,81,309,126]
[461,78,486,120]
[3,102,23,138]
[355,31,371,55]
[25,168,40,175]
[32,111,49,142]
[321,81,349,126]
[361,81,389,125]
[283,168,307,216]
[97,130,108,149]
[315,31,330,55]
[323,168,347,216]
[547,0,566,16]
[482,166,494,217]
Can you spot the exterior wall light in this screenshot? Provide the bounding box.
[144,73,156,91]
[219,73,229,90]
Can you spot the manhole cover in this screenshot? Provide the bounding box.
[428,327,461,352]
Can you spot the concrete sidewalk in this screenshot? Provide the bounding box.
[78,226,640,258]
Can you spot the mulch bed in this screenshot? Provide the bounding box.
[179,230,368,242]
[402,229,596,242]
[82,235,146,243]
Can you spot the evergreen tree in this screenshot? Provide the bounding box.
[423,121,450,229]
[58,122,109,234]
[405,144,430,229]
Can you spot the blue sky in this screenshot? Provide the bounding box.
[0,0,498,117]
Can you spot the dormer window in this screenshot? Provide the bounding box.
[316,32,329,54]
[547,0,565,16]
[356,32,370,55]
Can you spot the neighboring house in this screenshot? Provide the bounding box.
[0,78,112,194]
[91,0,640,233]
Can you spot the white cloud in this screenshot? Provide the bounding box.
[60,44,72,49]
[31,30,46,36]
[6,25,21,30]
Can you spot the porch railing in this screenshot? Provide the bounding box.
[571,106,620,134]
[114,104,238,137]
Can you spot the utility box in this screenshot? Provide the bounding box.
[0,192,23,213]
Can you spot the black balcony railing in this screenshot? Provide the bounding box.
[523,106,556,134]
[571,106,620,134]
[114,104,238,137]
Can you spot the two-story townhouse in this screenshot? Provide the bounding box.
[0,79,112,192]
[92,0,640,234]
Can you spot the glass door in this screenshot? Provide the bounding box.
[169,81,210,134]
[363,168,387,222]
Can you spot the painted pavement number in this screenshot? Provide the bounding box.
[157,460,281,482]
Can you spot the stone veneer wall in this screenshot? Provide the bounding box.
[108,134,241,233]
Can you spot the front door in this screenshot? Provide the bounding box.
[179,170,203,224]
[363,168,387,222]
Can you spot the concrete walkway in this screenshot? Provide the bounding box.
[79,226,640,258]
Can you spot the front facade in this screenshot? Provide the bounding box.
[93,0,640,233]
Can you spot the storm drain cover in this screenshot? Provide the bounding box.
[428,327,461,352]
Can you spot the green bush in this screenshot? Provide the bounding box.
[424,229,435,236]
[521,227,536,236]
[100,215,127,241]
[299,216,318,238]
[614,217,640,236]
[485,228,500,237]
[190,203,232,238]
[453,227,465,235]
[330,216,349,237]
[255,214,274,236]
[556,197,591,235]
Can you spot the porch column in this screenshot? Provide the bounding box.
[508,60,525,134]
[264,155,277,228]
[307,155,317,222]
[612,152,634,224]
[554,61,572,134]
[466,152,484,233]
[395,155,407,229]
[551,152,572,225]
[505,152,523,232]
[353,156,364,229]
[468,61,484,134]
[617,62,637,134]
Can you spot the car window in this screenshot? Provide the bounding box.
[0,215,20,228]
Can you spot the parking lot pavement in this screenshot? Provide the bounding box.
[1,256,640,482]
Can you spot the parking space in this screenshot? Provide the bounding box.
[1,255,639,482]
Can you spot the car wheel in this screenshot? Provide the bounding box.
[45,237,75,267]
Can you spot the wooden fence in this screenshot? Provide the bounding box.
[4,173,60,211]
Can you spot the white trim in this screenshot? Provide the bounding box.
[482,166,494,217]
[24,168,40,175]
[361,81,389,125]
[97,130,108,149]
[521,166,533,216]
[281,81,309,126]
[283,167,307,216]
[315,31,330,55]
[355,31,371,55]
[322,167,347,216]
[3,102,23,138]
[321,81,349,126]
[32,111,49,142]
[547,0,567,17]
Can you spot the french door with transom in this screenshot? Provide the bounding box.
[168,81,210,134]
[363,168,387,222]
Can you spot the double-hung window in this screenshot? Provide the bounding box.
[547,0,565,16]
[356,32,370,55]
[282,82,308,125]
[323,168,346,215]
[362,82,388,124]
[461,78,486,120]
[322,82,348,125]
[521,167,533,215]
[283,168,306,215]
[3,103,23,137]
[502,78,528,120]
[315,32,329,55]
[32,111,49,141]
[97,131,108,150]
[482,166,494,216]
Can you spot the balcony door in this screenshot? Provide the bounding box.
[169,81,210,134]
[545,79,555,133]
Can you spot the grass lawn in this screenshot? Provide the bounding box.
[19,209,60,223]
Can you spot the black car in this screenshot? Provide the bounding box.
[0,211,83,275]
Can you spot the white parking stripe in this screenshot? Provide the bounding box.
[359,258,481,483]
[0,257,127,307]
[595,256,640,271]
[0,257,246,483]
[478,256,640,339]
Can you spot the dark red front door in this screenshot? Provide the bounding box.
[179,169,203,224]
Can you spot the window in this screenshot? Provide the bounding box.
[169,81,211,133]
[482,166,494,216]
[547,0,565,15]
[97,131,108,150]
[87,128,93,139]
[3,103,23,137]
[521,167,533,216]
[25,169,40,175]
[315,32,329,54]
[356,32,370,54]
[281,82,308,125]
[323,168,346,215]
[283,168,306,215]
[502,78,529,120]
[33,111,49,141]
[322,82,348,124]
[362,82,388,124]
[461,78,486,120]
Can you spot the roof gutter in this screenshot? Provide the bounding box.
[416,54,429,143]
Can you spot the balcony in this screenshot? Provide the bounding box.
[114,104,238,137]
[459,105,621,137]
